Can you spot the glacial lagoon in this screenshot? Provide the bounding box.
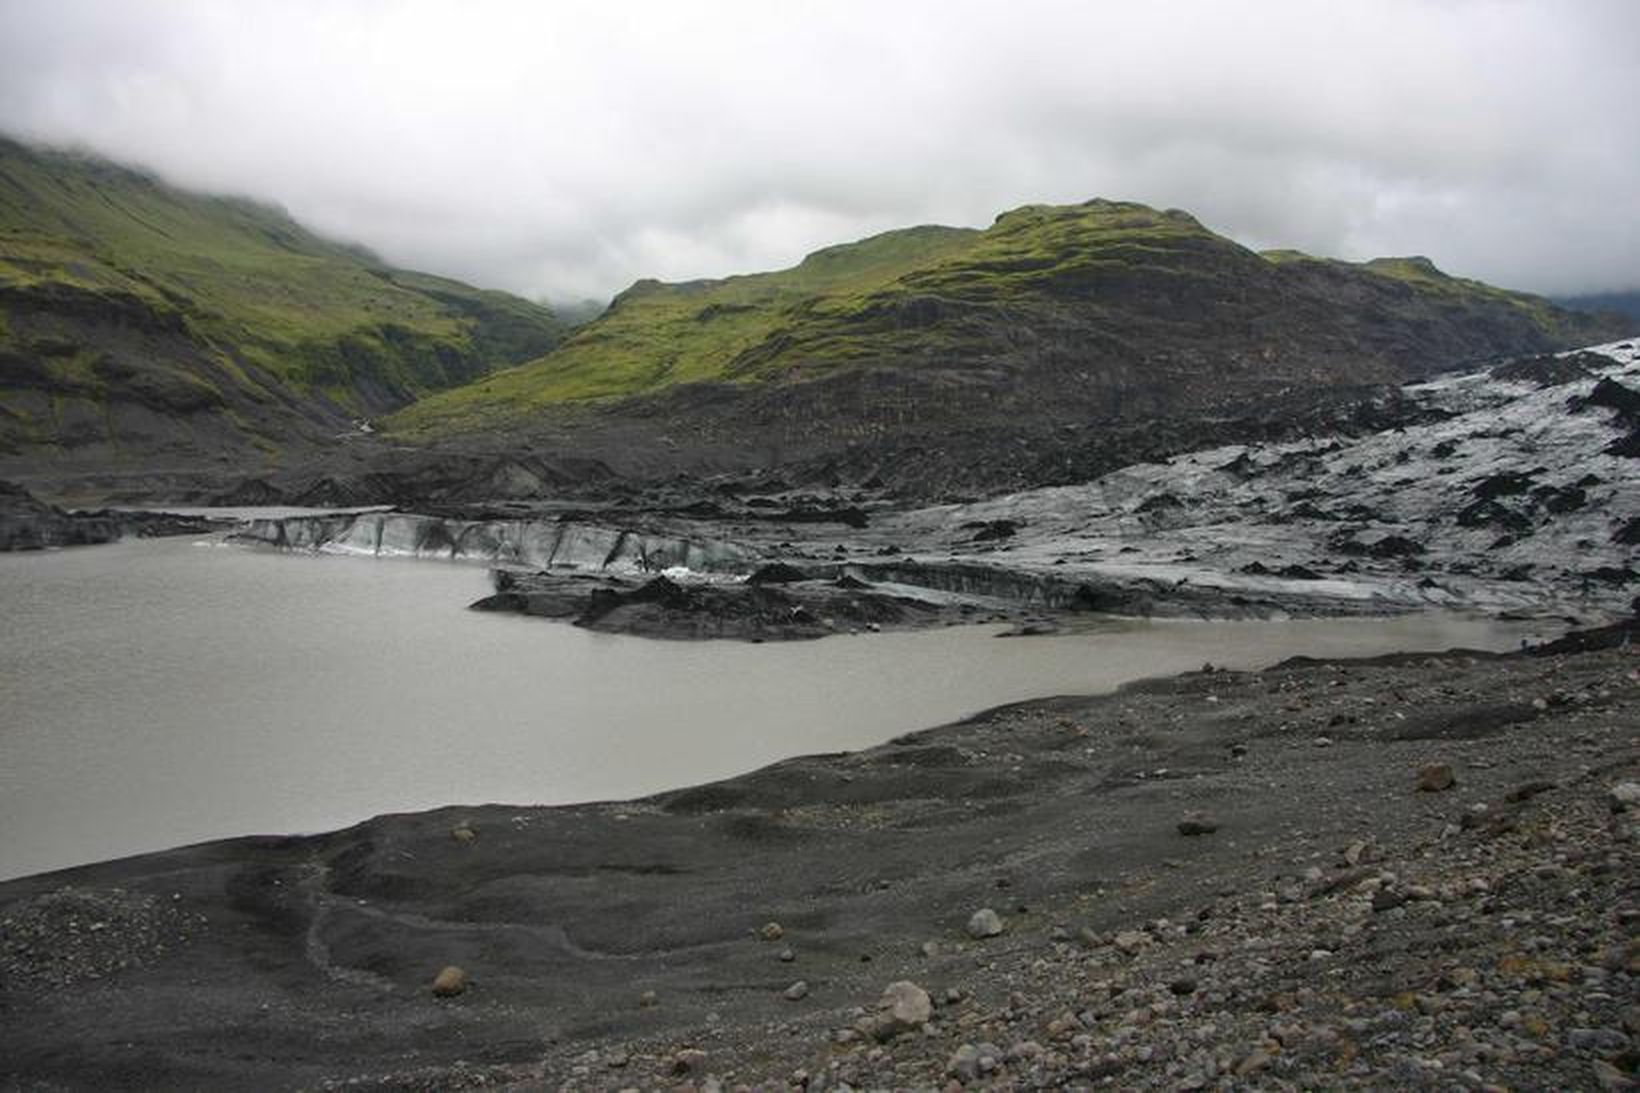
[0,532,1548,880]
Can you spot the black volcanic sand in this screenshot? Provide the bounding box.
[2,628,1637,1090]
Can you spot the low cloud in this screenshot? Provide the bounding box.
[1,0,1636,302]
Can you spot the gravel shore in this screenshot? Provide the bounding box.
[2,624,1636,1090]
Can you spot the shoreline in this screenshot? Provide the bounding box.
[0,600,1558,886]
[3,621,1635,1089]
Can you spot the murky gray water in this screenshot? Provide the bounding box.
[0,534,1545,880]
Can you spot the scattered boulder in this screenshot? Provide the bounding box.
[669,1048,708,1079]
[1416,764,1457,792]
[966,908,1005,938]
[759,921,785,941]
[783,980,809,1001]
[948,1042,1003,1081]
[430,965,468,997]
[1177,815,1219,836]
[871,980,933,1039]
[1113,929,1150,954]
[1610,782,1640,813]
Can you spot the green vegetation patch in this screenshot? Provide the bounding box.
[0,138,564,438]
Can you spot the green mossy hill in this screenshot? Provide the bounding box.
[395,223,979,422]
[0,138,563,460]
[393,199,1617,437]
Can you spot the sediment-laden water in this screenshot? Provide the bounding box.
[0,533,1547,880]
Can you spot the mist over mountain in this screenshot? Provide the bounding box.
[2,1,1636,303]
[0,135,1627,502]
[0,139,562,476]
[1554,291,1640,325]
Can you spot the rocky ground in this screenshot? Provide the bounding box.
[2,621,1636,1091]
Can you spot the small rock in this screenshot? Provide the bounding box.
[1045,1011,1082,1039]
[966,908,1005,938]
[778,947,796,963]
[1373,889,1410,913]
[638,990,658,1008]
[1610,782,1640,813]
[873,981,934,1039]
[948,1042,1002,1082]
[1417,764,1457,792]
[759,921,785,941]
[1593,1060,1634,1091]
[1506,780,1556,803]
[1114,929,1150,954]
[430,965,468,997]
[1169,977,1198,996]
[1568,1027,1631,1053]
[1313,736,1335,748]
[1177,815,1219,836]
[784,980,810,1001]
[450,823,476,843]
[670,1049,708,1079]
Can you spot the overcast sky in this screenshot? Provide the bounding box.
[1,0,1636,303]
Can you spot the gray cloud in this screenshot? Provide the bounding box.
[1,0,1636,302]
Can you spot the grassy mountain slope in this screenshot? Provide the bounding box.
[393,200,1619,439]
[0,138,563,464]
[422,224,977,412]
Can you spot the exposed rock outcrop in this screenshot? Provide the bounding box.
[0,480,220,550]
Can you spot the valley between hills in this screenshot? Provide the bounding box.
[1,139,1638,1091]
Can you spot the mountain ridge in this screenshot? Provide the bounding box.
[391,198,1620,442]
[0,137,565,472]
[0,141,1629,502]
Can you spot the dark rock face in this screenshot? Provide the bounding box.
[746,562,810,585]
[0,480,219,550]
[477,569,945,641]
[1489,351,1605,387]
[1578,376,1640,421]
[1470,472,1536,500]
[1331,532,1425,558]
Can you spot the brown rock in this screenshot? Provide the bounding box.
[430,965,468,997]
[1416,764,1456,792]
[670,1048,708,1079]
